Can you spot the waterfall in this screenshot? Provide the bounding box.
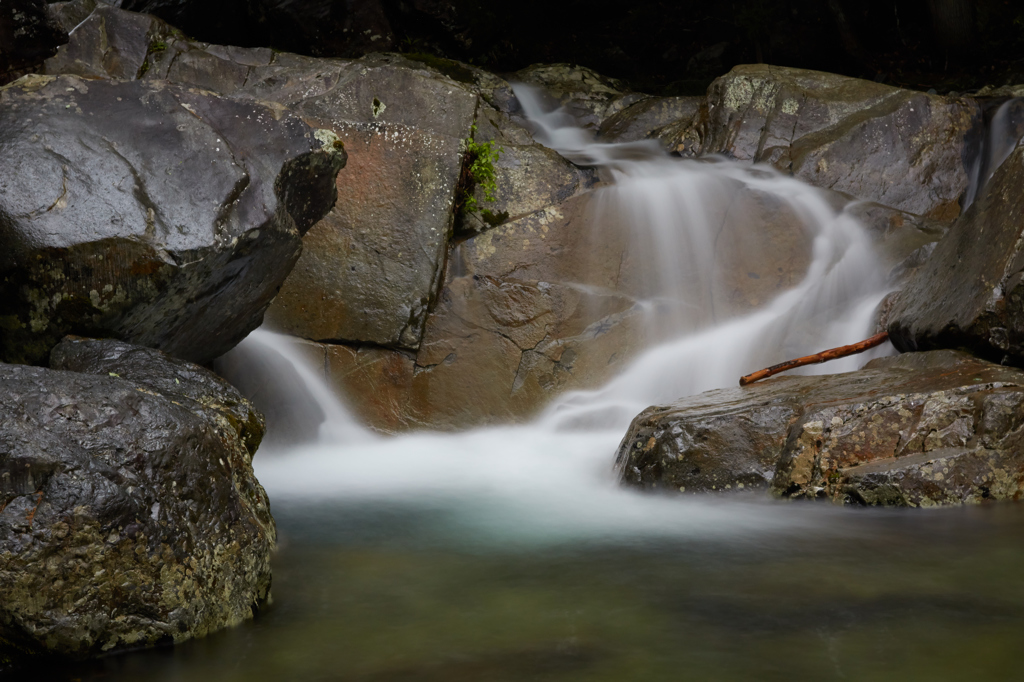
[220,85,897,542]
[964,97,1024,208]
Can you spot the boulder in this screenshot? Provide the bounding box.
[0,337,273,663]
[597,95,702,144]
[0,74,345,366]
[0,0,67,85]
[887,144,1024,365]
[256,54,479,350]
[37,5,612,354]
[666,64,982,221]
[616,350,1024,507]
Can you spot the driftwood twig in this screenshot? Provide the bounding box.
[739,332,890,387]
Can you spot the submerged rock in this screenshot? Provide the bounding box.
[667,64,981,221]
[0,337,274,664]
[616,350,1024,507]
[0,74,345,365]
[887,144,1024,366]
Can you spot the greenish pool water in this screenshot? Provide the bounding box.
[49,497,1024,682]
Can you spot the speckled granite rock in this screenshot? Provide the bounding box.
[616,350,1024,507]
[0,337,274,665]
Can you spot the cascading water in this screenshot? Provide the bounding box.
[964,97,1024,209]
[224,85,897,544]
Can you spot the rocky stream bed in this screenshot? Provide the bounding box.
[3,0,1024,670]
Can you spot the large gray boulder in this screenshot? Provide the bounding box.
[0,337,273,664]
[0,73,345,365]
[616,350,1024,507]
[666,65,982,221]
[887,144,1024,365]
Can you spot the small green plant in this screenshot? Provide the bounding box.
[458,124,502,215]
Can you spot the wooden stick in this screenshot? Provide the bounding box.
[739,332,890,387]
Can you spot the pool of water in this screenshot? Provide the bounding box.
[53,490,1024,682]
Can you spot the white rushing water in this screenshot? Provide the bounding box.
[225,84,899,545]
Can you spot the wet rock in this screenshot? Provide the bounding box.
[616,350,1024,507]
[37,5,608,353]
[667,64,981,221]
[43,2,166,80]
[887,144,1024,365]
[459,102,596,234]
[513,64,646,131]
[0,337,274,664]
[0,0,68,85]
[0,74,345,366]
[315,275,647,431]
[257,53,479,350]
[597,96,702,144]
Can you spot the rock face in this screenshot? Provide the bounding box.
[256,53,479,350]
[616,350,1024,507]
[887,144,1024,366]
[667,64,981,221]
[0,337,274,663]
[0,74,346,365]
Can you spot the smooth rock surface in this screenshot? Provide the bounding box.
[0,337,274,663]
[667,64,981,221]
[887,144,1024,365]
[616,350,1024,507]
[0,74,345,365]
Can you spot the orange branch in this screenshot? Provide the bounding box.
[739,332,890,387]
